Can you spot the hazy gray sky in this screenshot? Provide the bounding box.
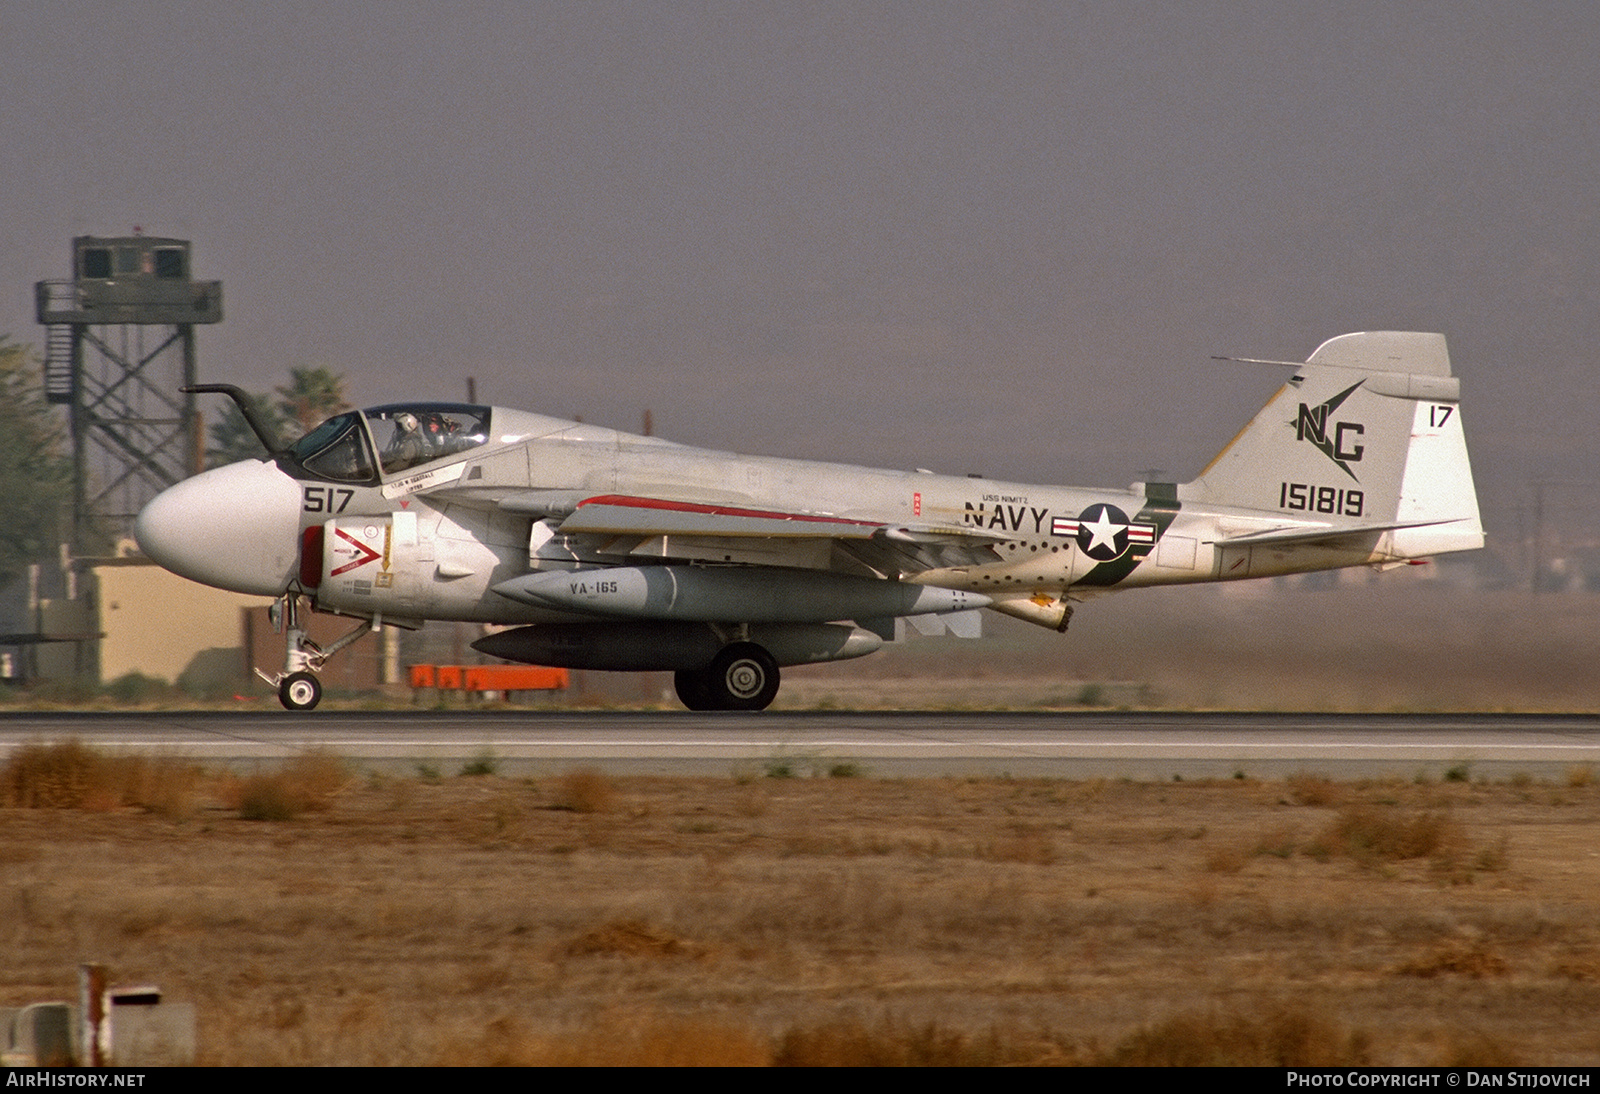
[4,2,1598,545]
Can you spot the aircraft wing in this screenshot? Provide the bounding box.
[558,495,890,539]
[501,491,1006,577]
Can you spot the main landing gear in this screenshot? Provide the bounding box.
[673,642,781,712]
[256,595,376,711]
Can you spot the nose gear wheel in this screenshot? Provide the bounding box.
[255,595,377,711]
[279,671,322,710]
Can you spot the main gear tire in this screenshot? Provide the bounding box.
[705,643,780,711]
[673,669,717,711]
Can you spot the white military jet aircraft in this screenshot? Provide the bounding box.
[135,331,1482,711]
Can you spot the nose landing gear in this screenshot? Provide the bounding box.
[255,595,377,711]
[279,671,322,711]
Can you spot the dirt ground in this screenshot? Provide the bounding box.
[4,758,1600,1065]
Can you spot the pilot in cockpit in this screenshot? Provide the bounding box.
[382,412,426,473]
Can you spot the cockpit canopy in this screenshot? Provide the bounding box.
[283,403,492,484]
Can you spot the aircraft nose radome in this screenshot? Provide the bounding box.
[135,460,305,597]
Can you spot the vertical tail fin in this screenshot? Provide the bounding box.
[1185,331,1483,558]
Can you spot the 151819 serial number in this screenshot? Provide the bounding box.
[1278,482,1363,516]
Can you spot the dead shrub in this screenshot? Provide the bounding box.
[1203,844,1249,874]
[235,775,303,821]
[1100,1008,1366,1067]
[1188,876,1221,909]
[480,787,526,840]
[774,1017,1065,1067]
[980,823,1056,864]
[115,754,205,819]
[552,767,615,813]
[1253,825,1301,859]
[233,750,347,821]
[1550,953,1600,982]
[734,785,769,817]
[434,1013,769,1066]
[1435,1031,1523,1068]
[563,919,692,958]
[1286,772,1344,807]
[1473,835,1511,873]
[1,740,201,815]
[1320,806,1462,864]
[1394,942,1510,980]
[2,739,108,808]
[283,748,347,801]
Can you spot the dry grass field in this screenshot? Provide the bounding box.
[4,742,1600,1065]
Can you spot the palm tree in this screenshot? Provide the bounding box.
[0,337,71,585]
[277,367,352,435]
[206,393,287,467]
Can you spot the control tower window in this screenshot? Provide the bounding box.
[81,249,112,279]
[154,249,186,279]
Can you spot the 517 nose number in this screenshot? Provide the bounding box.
[303,486,355,514]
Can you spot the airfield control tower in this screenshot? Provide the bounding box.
[36,235,222,552]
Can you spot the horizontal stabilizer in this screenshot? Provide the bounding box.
[1306,330,1451,376]
[1211,517,1467,548]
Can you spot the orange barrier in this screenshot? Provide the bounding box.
[409,664,568,692]
[463,664,568,691]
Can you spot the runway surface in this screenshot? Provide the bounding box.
[1,710,1597,778]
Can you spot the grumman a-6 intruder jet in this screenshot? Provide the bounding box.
[135,331,1482,711]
